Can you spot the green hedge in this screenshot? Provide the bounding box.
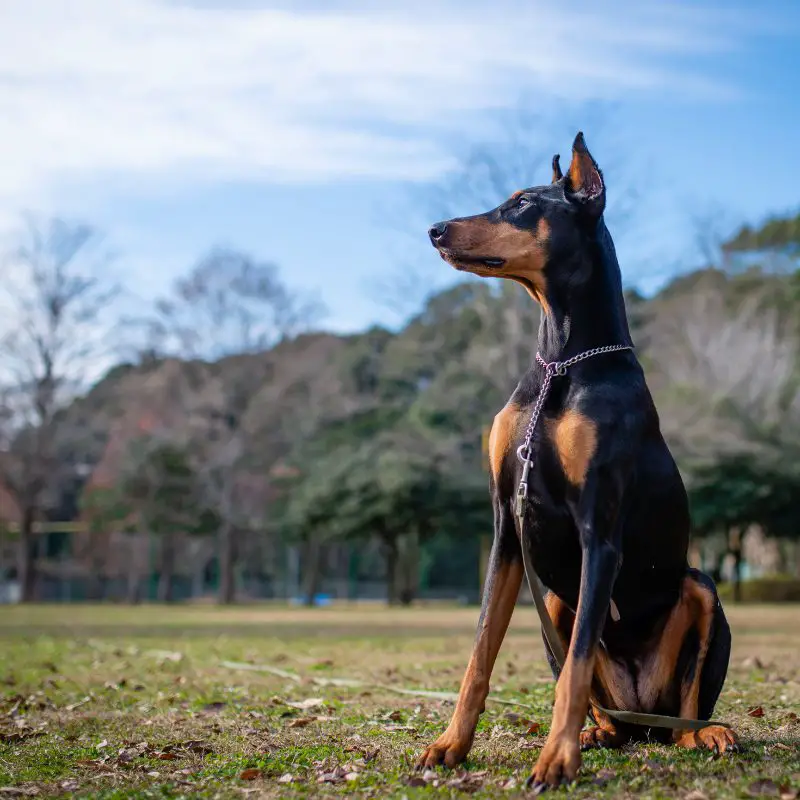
[718,576,800,603]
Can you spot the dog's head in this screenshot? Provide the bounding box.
[428,132,605,307]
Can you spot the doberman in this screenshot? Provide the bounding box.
[421,133,736,790]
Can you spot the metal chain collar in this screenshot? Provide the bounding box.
[514,344,634,521]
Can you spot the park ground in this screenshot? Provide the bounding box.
[0,603,798,799]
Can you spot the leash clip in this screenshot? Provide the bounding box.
[515,452,533,521]
[553,361,567,376]
[515,480,528,522]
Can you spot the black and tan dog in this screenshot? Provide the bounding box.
[420,133,736,790]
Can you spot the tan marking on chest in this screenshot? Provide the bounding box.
[488,403,521,480]
[546,410,598,487]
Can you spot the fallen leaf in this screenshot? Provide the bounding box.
[384,710,403,722]
[779,786,798,800]
[287,717,314,728]
[277,773,294,784]
[748,706,766,718]
[146,771,160,778]
[147,650,183,663]
[685,791,709,800]
[64,696,92,712]
[286,698,324,710]
[749,780,780,797]
[182,740,213,755]
[157,752,178,761]
[116,747,141,763]
[317,766,348,784]
[0,730,44,744]
[526,722,541,734]
[239,768,262,780]
[593,768,617,786]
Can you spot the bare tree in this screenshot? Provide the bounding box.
[143,248,324,604]
[143,247,322,361]
[645,273,800,462]
[0,216,118,601]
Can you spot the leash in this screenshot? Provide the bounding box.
[515,345,726,732]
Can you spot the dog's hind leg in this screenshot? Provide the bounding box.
[672,570,737,753]
[417,499,522,769]
[636,569,737,753]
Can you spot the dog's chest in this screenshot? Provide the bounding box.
[489,401,597,492]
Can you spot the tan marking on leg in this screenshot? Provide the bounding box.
[488,403,521,481]
[633,576,738,753]
[542,595,633,756]
[636,604,691,711]
[672,582,738,752]
[418,558,523,769]
[546,410,598,487]
[580,702,627,750]
[594,648,638,712]
[530,654,592,785]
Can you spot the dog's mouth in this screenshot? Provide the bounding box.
[438,250,505,270]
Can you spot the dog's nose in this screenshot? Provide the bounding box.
[428,221,448,244]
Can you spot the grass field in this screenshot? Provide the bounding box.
[0,603,798,799]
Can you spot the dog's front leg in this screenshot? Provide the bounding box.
[418,500,522,769]
[528,479,622,792]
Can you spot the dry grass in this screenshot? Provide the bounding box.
[0,603,798,798]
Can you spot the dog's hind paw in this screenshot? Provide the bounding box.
[579,726,623,750]
[675,725,739,755]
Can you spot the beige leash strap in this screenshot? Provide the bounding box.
[520,542,730,732]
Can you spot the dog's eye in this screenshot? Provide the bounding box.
[518,196,532,208]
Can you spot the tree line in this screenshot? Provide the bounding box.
[1,202,799,604]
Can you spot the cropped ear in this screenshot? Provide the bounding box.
[565,132,605,216]
[551,154,563,183]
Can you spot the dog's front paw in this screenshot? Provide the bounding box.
[416,728,473,769]
[527,734,581,793]
[675,725,739,755]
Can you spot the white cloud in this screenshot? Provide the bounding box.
[0,0,754,216]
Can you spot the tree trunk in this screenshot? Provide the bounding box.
[729,527,743,603]
[87,541,106,601]
[303,535,322,606]
[157,536,174,603]
[218,521,236,605]
[18,506,37,602]
[385,537,399,606]
[126,539,141,605]
[397,529,420,606]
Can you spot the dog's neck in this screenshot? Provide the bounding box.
[536,219,633,363]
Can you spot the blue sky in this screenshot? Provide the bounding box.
[1,0,799,333]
